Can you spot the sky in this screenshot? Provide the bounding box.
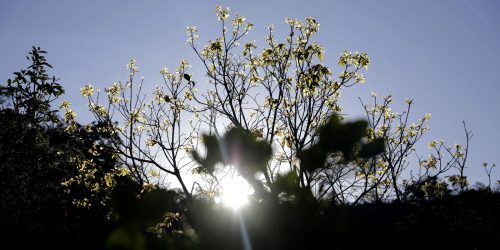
[1,0,499,185]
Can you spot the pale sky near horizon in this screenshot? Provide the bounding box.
[1,0,499,185]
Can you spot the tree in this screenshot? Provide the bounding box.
[83,6,372,200]
[0,47,69,237]
[80,5,478,206]
[0,47,128,249]
[0,46,64,124]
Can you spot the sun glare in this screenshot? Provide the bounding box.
[218,173,254,210]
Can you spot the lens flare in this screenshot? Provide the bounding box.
[218,174,253,210]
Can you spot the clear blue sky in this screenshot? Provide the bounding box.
[1,0,499,184]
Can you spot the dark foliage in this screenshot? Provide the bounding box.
[0,48,119,250]
[184,190,500,250]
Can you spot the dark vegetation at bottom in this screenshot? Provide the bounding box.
[189,190,500,250]
[1,188,499,250]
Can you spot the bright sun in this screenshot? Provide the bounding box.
[218,173,254,210]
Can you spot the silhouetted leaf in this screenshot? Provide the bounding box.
[191,134,222,175]
[272,171,300,196]
[299,144,327,173]
[358,138,385,158]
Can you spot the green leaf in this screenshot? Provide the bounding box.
[358,138,385,158]
[299,144,327,173]
[272,171,300,195]
[191,134,222,175]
